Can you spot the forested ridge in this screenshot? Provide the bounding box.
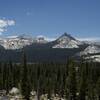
[0,53,100,100]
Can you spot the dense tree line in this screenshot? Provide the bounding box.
[0,54,100,100]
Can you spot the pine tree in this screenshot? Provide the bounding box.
[67,59,77,100]
[79,62,87,100]
[96,77,100,100]
[20,51,31,100]
[87,62,95,100]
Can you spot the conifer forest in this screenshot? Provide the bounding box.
[0,52,100,100]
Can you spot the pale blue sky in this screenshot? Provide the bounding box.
[0,0,100,40]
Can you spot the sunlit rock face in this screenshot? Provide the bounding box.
[0,35,33,49]
[0,35,48,49]
[79,45,100,62]
[80,45,100,55]
[52,33,81,48]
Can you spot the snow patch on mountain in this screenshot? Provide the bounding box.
[0,35,33,49]
[84,55,100,62]
[0,35,49,49]
[80,45,100,55]
[52,33,81,48]
[79,45,100,62]
[35,35,48,43]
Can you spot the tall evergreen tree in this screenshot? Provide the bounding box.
[20,51,31,100]
[87,62,95,100]
[96,77,100,100]
[79,62,87,100]
[67,59,77,100]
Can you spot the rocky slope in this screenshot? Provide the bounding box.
[0,33,100,62]
[0,34,47,49]
[52,33,82,48]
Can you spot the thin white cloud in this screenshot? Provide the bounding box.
[77,37,100,42]
[26,12,32,16]
[0,19,15,35]
[36,35,56,41]
[47,37,100,42]
[46,37,56,41]
[7,20,15,26]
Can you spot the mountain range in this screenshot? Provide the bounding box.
[0,33,100,63]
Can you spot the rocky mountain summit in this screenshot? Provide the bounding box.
[52,33,82,48]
